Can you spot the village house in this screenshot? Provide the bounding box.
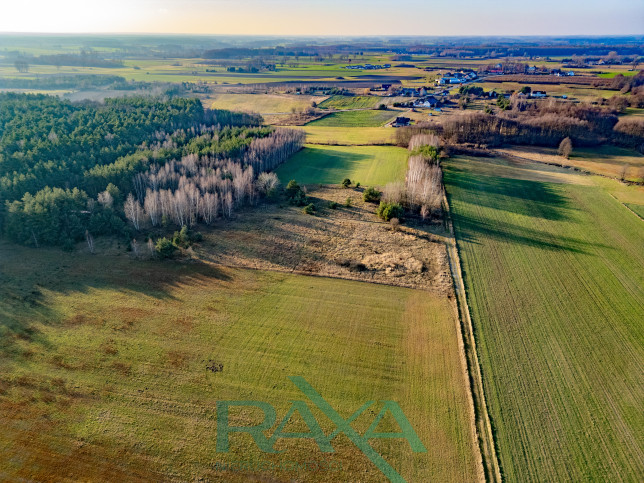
[413,96,439,108]
[400,88,421,97]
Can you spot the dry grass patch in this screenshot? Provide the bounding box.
[497,145,644,182]
[196,185,452,295]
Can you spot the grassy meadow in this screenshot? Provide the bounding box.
[318,95,384,110]
[0,243,480,483]
[306,110,398,127]
[275,144,408,186]
[444,156,644,482]
[287,125,395,145]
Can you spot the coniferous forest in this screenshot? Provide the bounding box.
[0,93,304,248]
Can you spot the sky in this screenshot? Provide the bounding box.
[1,0,643,36]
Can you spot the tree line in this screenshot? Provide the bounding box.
[396,99,644,151]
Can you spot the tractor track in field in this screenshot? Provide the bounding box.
[442,191,503,483]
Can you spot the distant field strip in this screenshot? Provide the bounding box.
[0,245,480,482]
[444,157,644,482]
[496,145,644,183]
[275,144,408,186]
[208,93,322,113]
[306,109,397,127]
[285,126,394,145]
[318,95,383,109]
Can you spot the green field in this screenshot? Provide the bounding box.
[319,95,384,110]
[0,243,479,482]
[622,107,644,117]
[275,144,408,186]
[208,93,323,114]
[597,71,638,78]
[287,125,394,145]
[626,203,644,218]
[444,157,644,482]
[306,109,398,127]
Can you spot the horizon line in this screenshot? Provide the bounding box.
[1,32,643,39]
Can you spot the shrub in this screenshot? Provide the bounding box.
[155,237,176,259]
[344,197,352,207]
[411,144,441,162]
[328,201,339,209]
[363,186,381,203]
[341,178,351,188]
[376,201,404,221]
[302,203,316,215]
[286,179,301,198]
[285,179,307,205]
[355,182,361,188]
[173,226,190,248]
[496,95,511,110]
[292,190,307,206]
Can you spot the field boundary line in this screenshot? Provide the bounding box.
[196,258,450,294]
[442,189,502,483]
[608,192,644,220]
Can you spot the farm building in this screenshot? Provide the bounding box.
[392,116,411,127]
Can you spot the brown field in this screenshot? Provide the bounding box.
[484,74,611,87]
[195,185,453,294]
[475,81,620,100]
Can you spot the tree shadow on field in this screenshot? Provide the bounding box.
[444,165,610,254]
[282,147,368,185]
[0,242,230,353]
[445,165,574,221]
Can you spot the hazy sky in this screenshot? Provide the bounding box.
[1,0,643,36]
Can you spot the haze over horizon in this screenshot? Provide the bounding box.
[2,0,643,37]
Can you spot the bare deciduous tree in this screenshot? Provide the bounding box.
[558,137,573,159]
[223,191,234,218]
[144,188,161,226]
[124,193,144,230]
[133,128,303,229]
[383,182,406,204]
[97,190,114,209]
[406,155,443,216]
[256,172,279,195]
[408,134,440,151]
[85,230,95,254]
